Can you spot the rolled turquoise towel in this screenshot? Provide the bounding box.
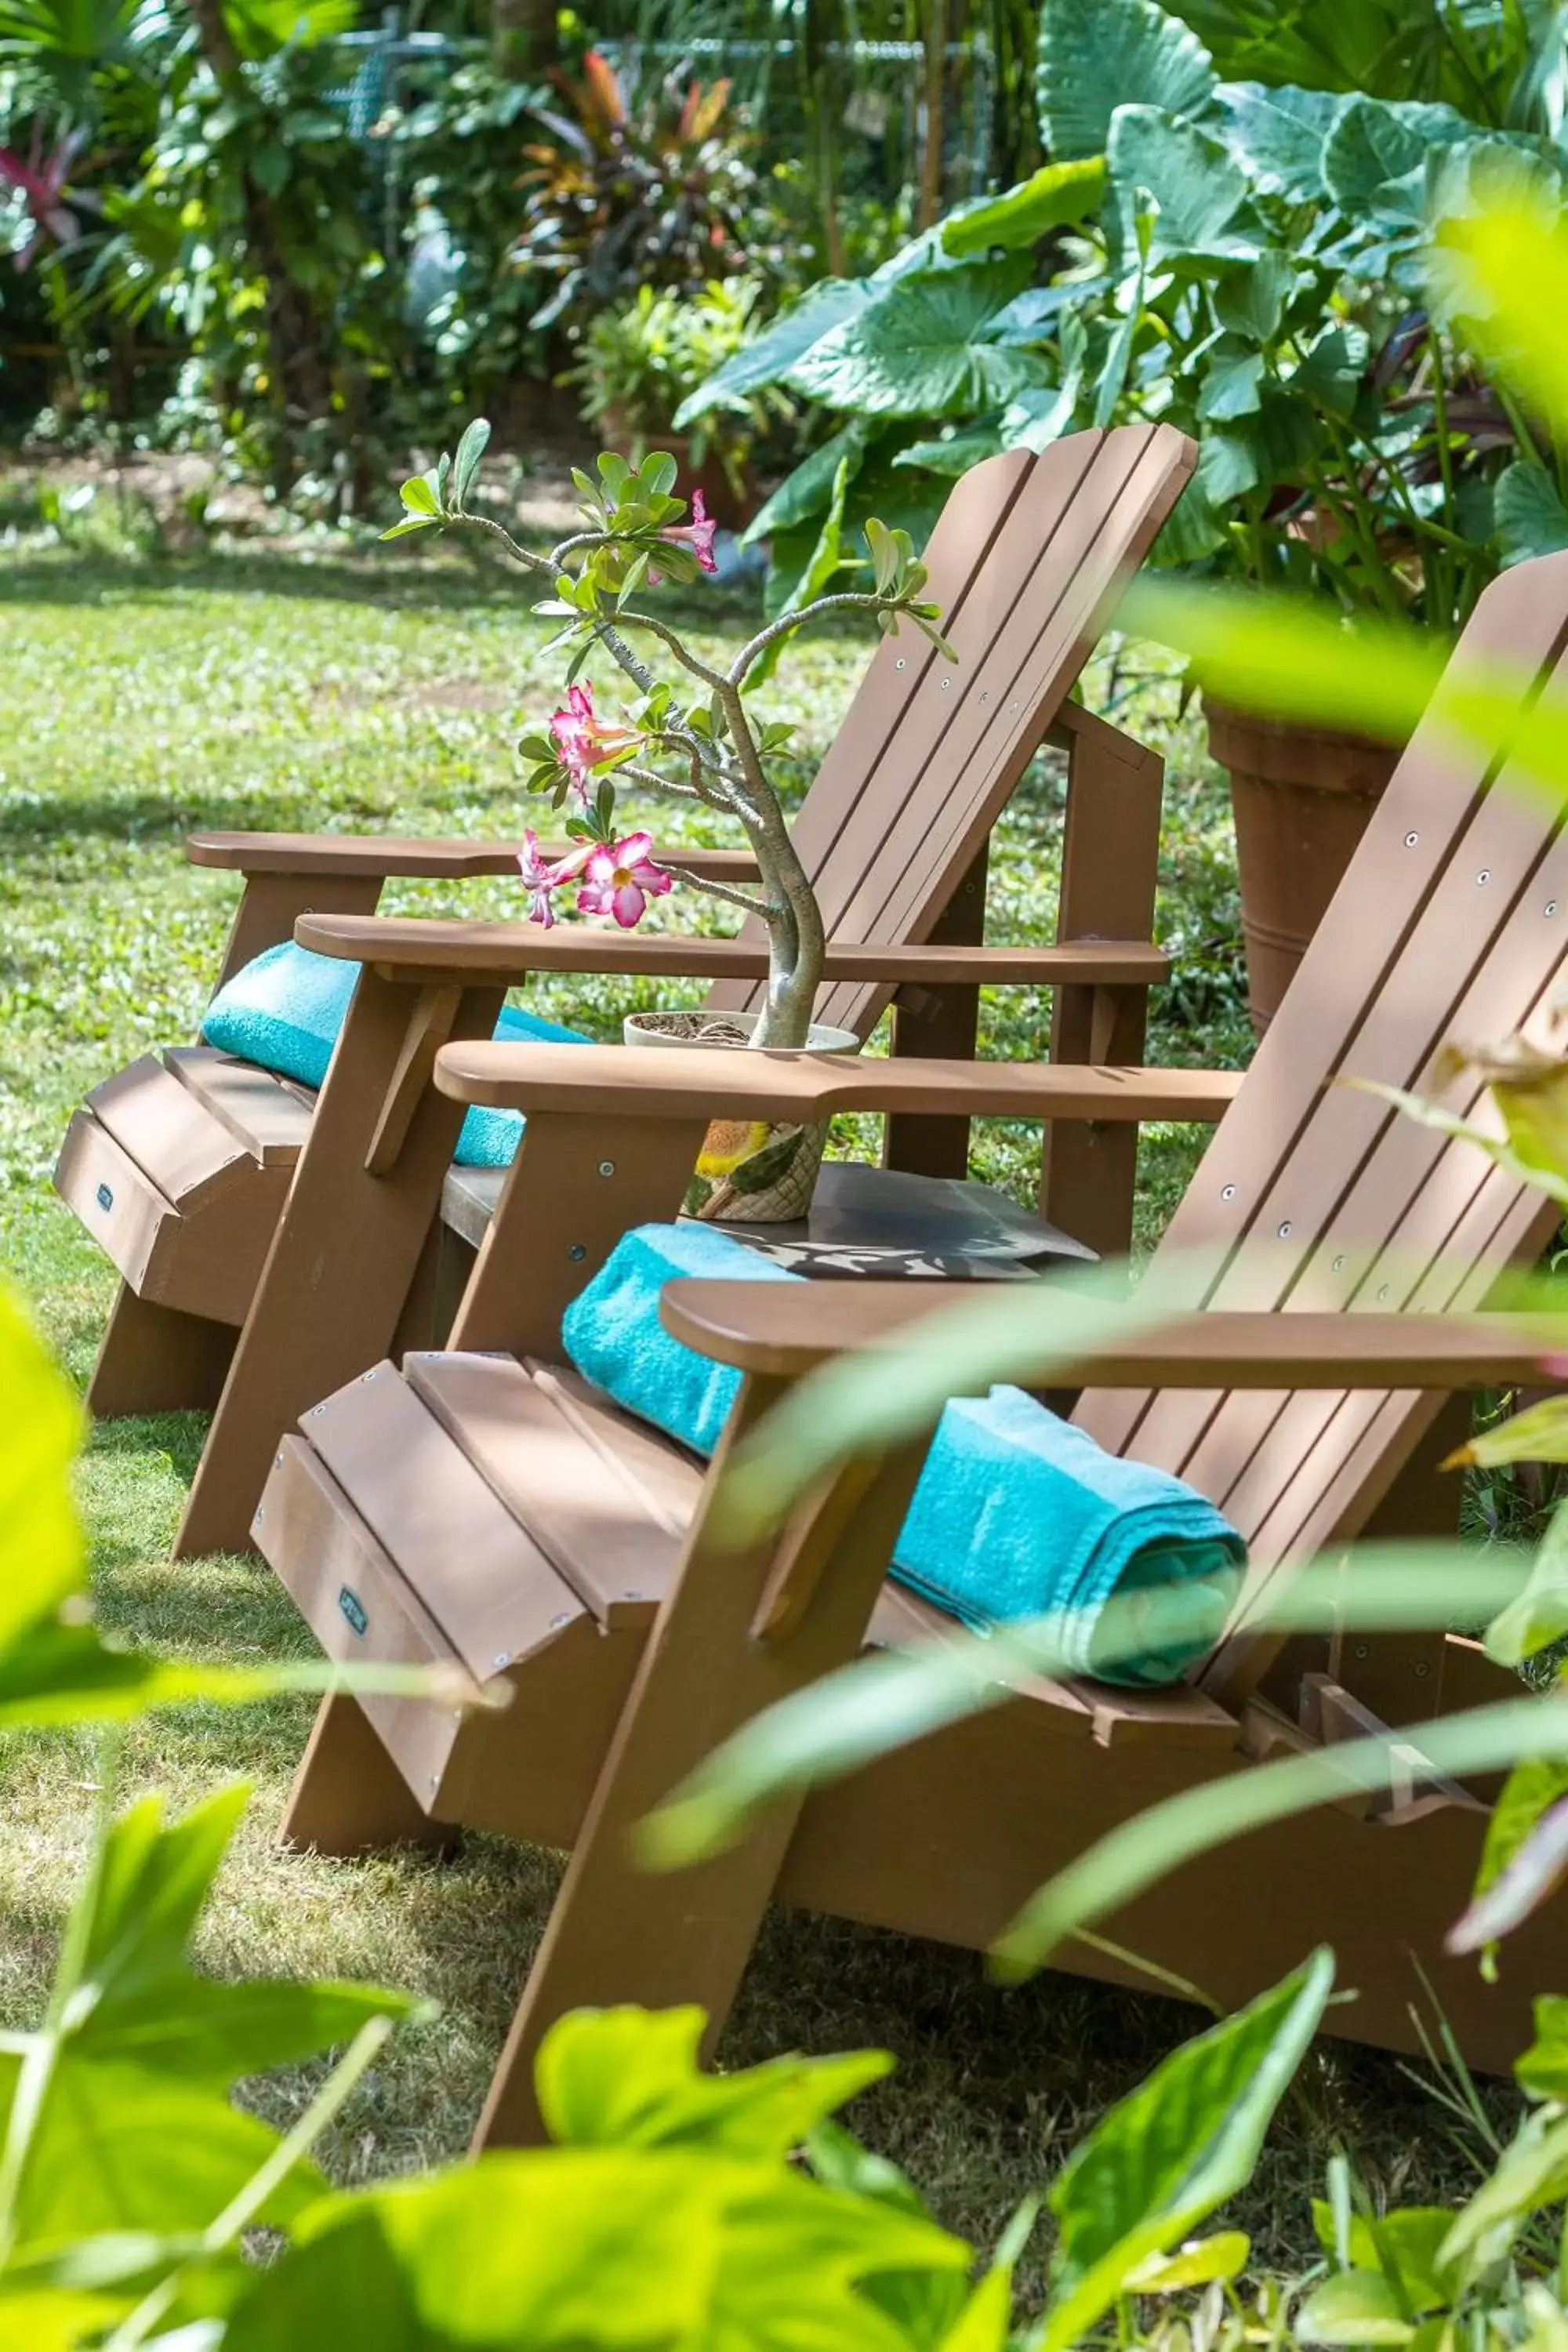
[201,940,594,1168]
[561,1223,1245,1688]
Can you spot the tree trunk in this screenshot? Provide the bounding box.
[917,0,949,231]
[492,0,558,78]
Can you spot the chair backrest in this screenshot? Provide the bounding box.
[1072,554,1568,1696]
[703,423,1196,1036]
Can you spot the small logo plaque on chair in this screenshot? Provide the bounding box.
[337,1586,368,1637]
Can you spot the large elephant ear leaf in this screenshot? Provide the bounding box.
[1322,95,1475,223]
[674,278,871,428]
[942,157,1107,257]
[785,258,1051,419]
[1038,0,1218,162]
[1108,105,1260,263]
[1216,81,1343,204]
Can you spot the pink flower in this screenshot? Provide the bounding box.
[517,829,593,926]
[548,681,641,794]
[0,128,91,271]
[576,833,674,929]
[659,488,718,575]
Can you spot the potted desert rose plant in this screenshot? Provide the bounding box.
[386,419,950,1221]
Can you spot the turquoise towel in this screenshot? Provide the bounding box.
[561,1224,1246,1688]
[201,940,594,1169]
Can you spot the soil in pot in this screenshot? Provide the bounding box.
[1207,700,1403,1036]
[624,1008,858,1223]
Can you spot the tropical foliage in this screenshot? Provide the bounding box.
[689,0,1568,625]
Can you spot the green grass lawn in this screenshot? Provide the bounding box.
[0,525,1520,2291]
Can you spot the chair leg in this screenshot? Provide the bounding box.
[471,1388,932,2150]
[85,1283,236,1419]
[281,1693,458,1857]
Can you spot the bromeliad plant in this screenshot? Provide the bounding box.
[386,419,952,1051]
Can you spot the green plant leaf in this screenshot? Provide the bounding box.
[1196,340,1265,422]
[1036,1951,1334,2350]
[0,1282,82,1648]
[674,279,871,427]
[1124,2230,1250,2292]
[1109,106,1261,262]
[641,1546,1529,1873]
[452,418,490,509]
[1495,463,1568,568]
[1297,2270,1416,2344]
[535,2007,892,2158]
[224,2147,969,2350]
[1309,2205,1457,2310]
[1515,1995,1568,2101]
[1485,1494,1568,1668]
[942,158,1108,257]
[750,457,851,685]
[740,422,873,546]
[1322,96,1474,224]
[1441,2107,1568,2273]
[379,516,440,541]
[1460,1396,1568,1471]
[786,260,1050,419]
[399,474,439,517]
[992,1695,1568,1973]
[1216,80,1342,203]
[1037,0,1218,162]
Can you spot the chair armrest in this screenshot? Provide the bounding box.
[658,1286,1568,1388]
[434,1040,1242,1123]
[190,832,760,883]
[299,911,1172,990]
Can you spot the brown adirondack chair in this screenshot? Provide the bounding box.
[56,422,1199,1559]
[250,551,1568,2146]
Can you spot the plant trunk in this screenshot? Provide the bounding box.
[492,0,558,78]
[917,0,949,230]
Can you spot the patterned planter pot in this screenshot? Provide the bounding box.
[623,1009,859,1222]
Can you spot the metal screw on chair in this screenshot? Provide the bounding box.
[979,691,990,704]
[1221,1184,1236,1200]
[1413,1661,1431,1678]
[1353,1642,1370,1660]
[568,1243,586,1261]
[1377,1284,1390,1301]
[1477,869,1491,884]
[597,1160,615,1177]
[895,658,906,670]
[427,1775,438,1793]
[1331,1256,1345,1273]
[274,1451,282,1467]
[1549,901,1559,917]
[1404,832,1419,848]
[1277,1221,1291,1239]
[550,1613,572,1629]
[492,1652,510,1670]
[939,677,951,691]
[623,1590,644,1602]
[362,1367,376,1381]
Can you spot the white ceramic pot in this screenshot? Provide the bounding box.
[622,1007,858,1221]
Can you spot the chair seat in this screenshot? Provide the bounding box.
[256,1348,1240,1843]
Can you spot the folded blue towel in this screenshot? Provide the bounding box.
[201,940,594,1168]
[562,1223,1245,1687]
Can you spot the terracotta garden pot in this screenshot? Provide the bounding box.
[623,1008,858,1221]
[1206,699,1405,1036]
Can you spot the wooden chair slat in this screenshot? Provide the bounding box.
[403,1350,691,1629]
[299,1359,585,1680]
[164,1046,314,1167]
[1076,557,1568,1468]
[812,427,1189,1034]
[1177,851,1568,1522]
[822,426,1189,1020]
[87,1054,254,1213]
